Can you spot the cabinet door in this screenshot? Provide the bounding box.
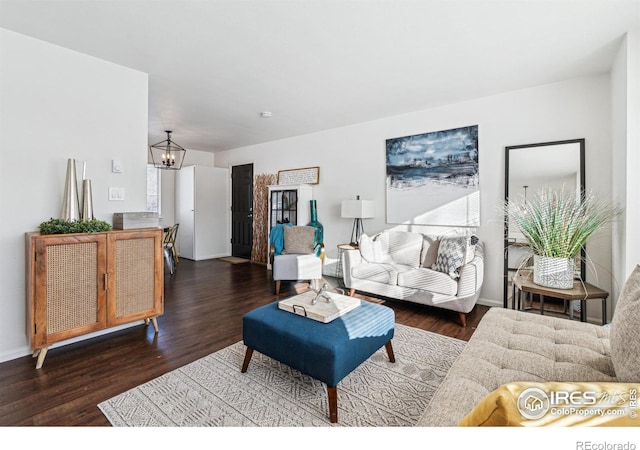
[32,234,108,349]
[106,229,163,326]
[270,189,298,226]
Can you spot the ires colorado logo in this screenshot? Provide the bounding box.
[517,386,637,420]
[517,387,550,419]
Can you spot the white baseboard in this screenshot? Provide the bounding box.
[0,346,31,364]
[0,321,142,365]
[477,297,501,308]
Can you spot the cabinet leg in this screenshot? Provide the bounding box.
[151,317,159,333]
[35,347,48,369]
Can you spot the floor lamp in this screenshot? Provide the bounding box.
[341,196,375,246]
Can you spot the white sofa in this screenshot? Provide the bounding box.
[342,230,484,327]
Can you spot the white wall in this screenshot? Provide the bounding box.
[216,74,615,321]
[611,29,640,308]
[0,29,149,362]
[628,30,640,280]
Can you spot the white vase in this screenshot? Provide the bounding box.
[533,255,574,289]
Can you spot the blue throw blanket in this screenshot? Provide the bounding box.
[269,223,292,256]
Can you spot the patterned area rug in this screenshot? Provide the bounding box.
[98,323,465,427]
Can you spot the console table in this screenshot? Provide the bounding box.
[512,271,609,325]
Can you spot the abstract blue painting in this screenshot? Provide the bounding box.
[386,125,479,226]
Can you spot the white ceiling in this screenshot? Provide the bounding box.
[1,0,639,153]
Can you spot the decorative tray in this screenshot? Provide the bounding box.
[278,290,360,323]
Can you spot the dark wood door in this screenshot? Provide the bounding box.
[231,163,254,258]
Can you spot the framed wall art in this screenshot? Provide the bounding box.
[386,125,479,226]
[277,166,320,185]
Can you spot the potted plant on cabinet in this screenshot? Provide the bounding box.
[505,186,621,289]
[38,218,112,234]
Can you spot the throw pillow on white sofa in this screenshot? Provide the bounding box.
[359,233,392,263]
[431,234,480,279]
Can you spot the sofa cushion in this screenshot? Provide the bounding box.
[610,265,640,382]
[273,253,322,280]
[397,267,458,296]
[432,236,469,279]
[385,231,423,268]
[418,308,615,426]
[282,226,315,254]
[351,261,410,285]
[358,233,392,263]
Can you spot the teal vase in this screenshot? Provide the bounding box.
[308,200,323,256]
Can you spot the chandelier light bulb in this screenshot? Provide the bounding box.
[149,130,187,170]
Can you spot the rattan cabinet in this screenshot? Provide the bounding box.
[26,228,164,369]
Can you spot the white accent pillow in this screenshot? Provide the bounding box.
[465,235,479,263]
[359,233,392,263]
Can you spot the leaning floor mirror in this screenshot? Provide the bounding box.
[503,138,586,307]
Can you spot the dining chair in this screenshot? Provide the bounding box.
[163,223,179,275]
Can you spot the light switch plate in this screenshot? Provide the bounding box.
[109,187,125,201]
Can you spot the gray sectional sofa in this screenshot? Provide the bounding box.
[418,265,640,426]
[342,230,483,327]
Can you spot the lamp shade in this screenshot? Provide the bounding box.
[341,199,375,219]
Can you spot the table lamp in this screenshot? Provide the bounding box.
[341,195,375,246]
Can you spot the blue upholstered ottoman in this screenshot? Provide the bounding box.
[241,299,395,423]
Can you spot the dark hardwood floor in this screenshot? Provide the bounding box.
[0,258,489,426]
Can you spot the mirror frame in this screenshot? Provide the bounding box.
[503,138,586,307]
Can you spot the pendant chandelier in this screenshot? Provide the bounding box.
[149,130,186,170]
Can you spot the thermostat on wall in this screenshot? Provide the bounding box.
[112,160,123,173]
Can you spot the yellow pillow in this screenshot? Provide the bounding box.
[459,382,639,427]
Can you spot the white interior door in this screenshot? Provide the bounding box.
[194,166,229,259]
[176,166,195,260]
